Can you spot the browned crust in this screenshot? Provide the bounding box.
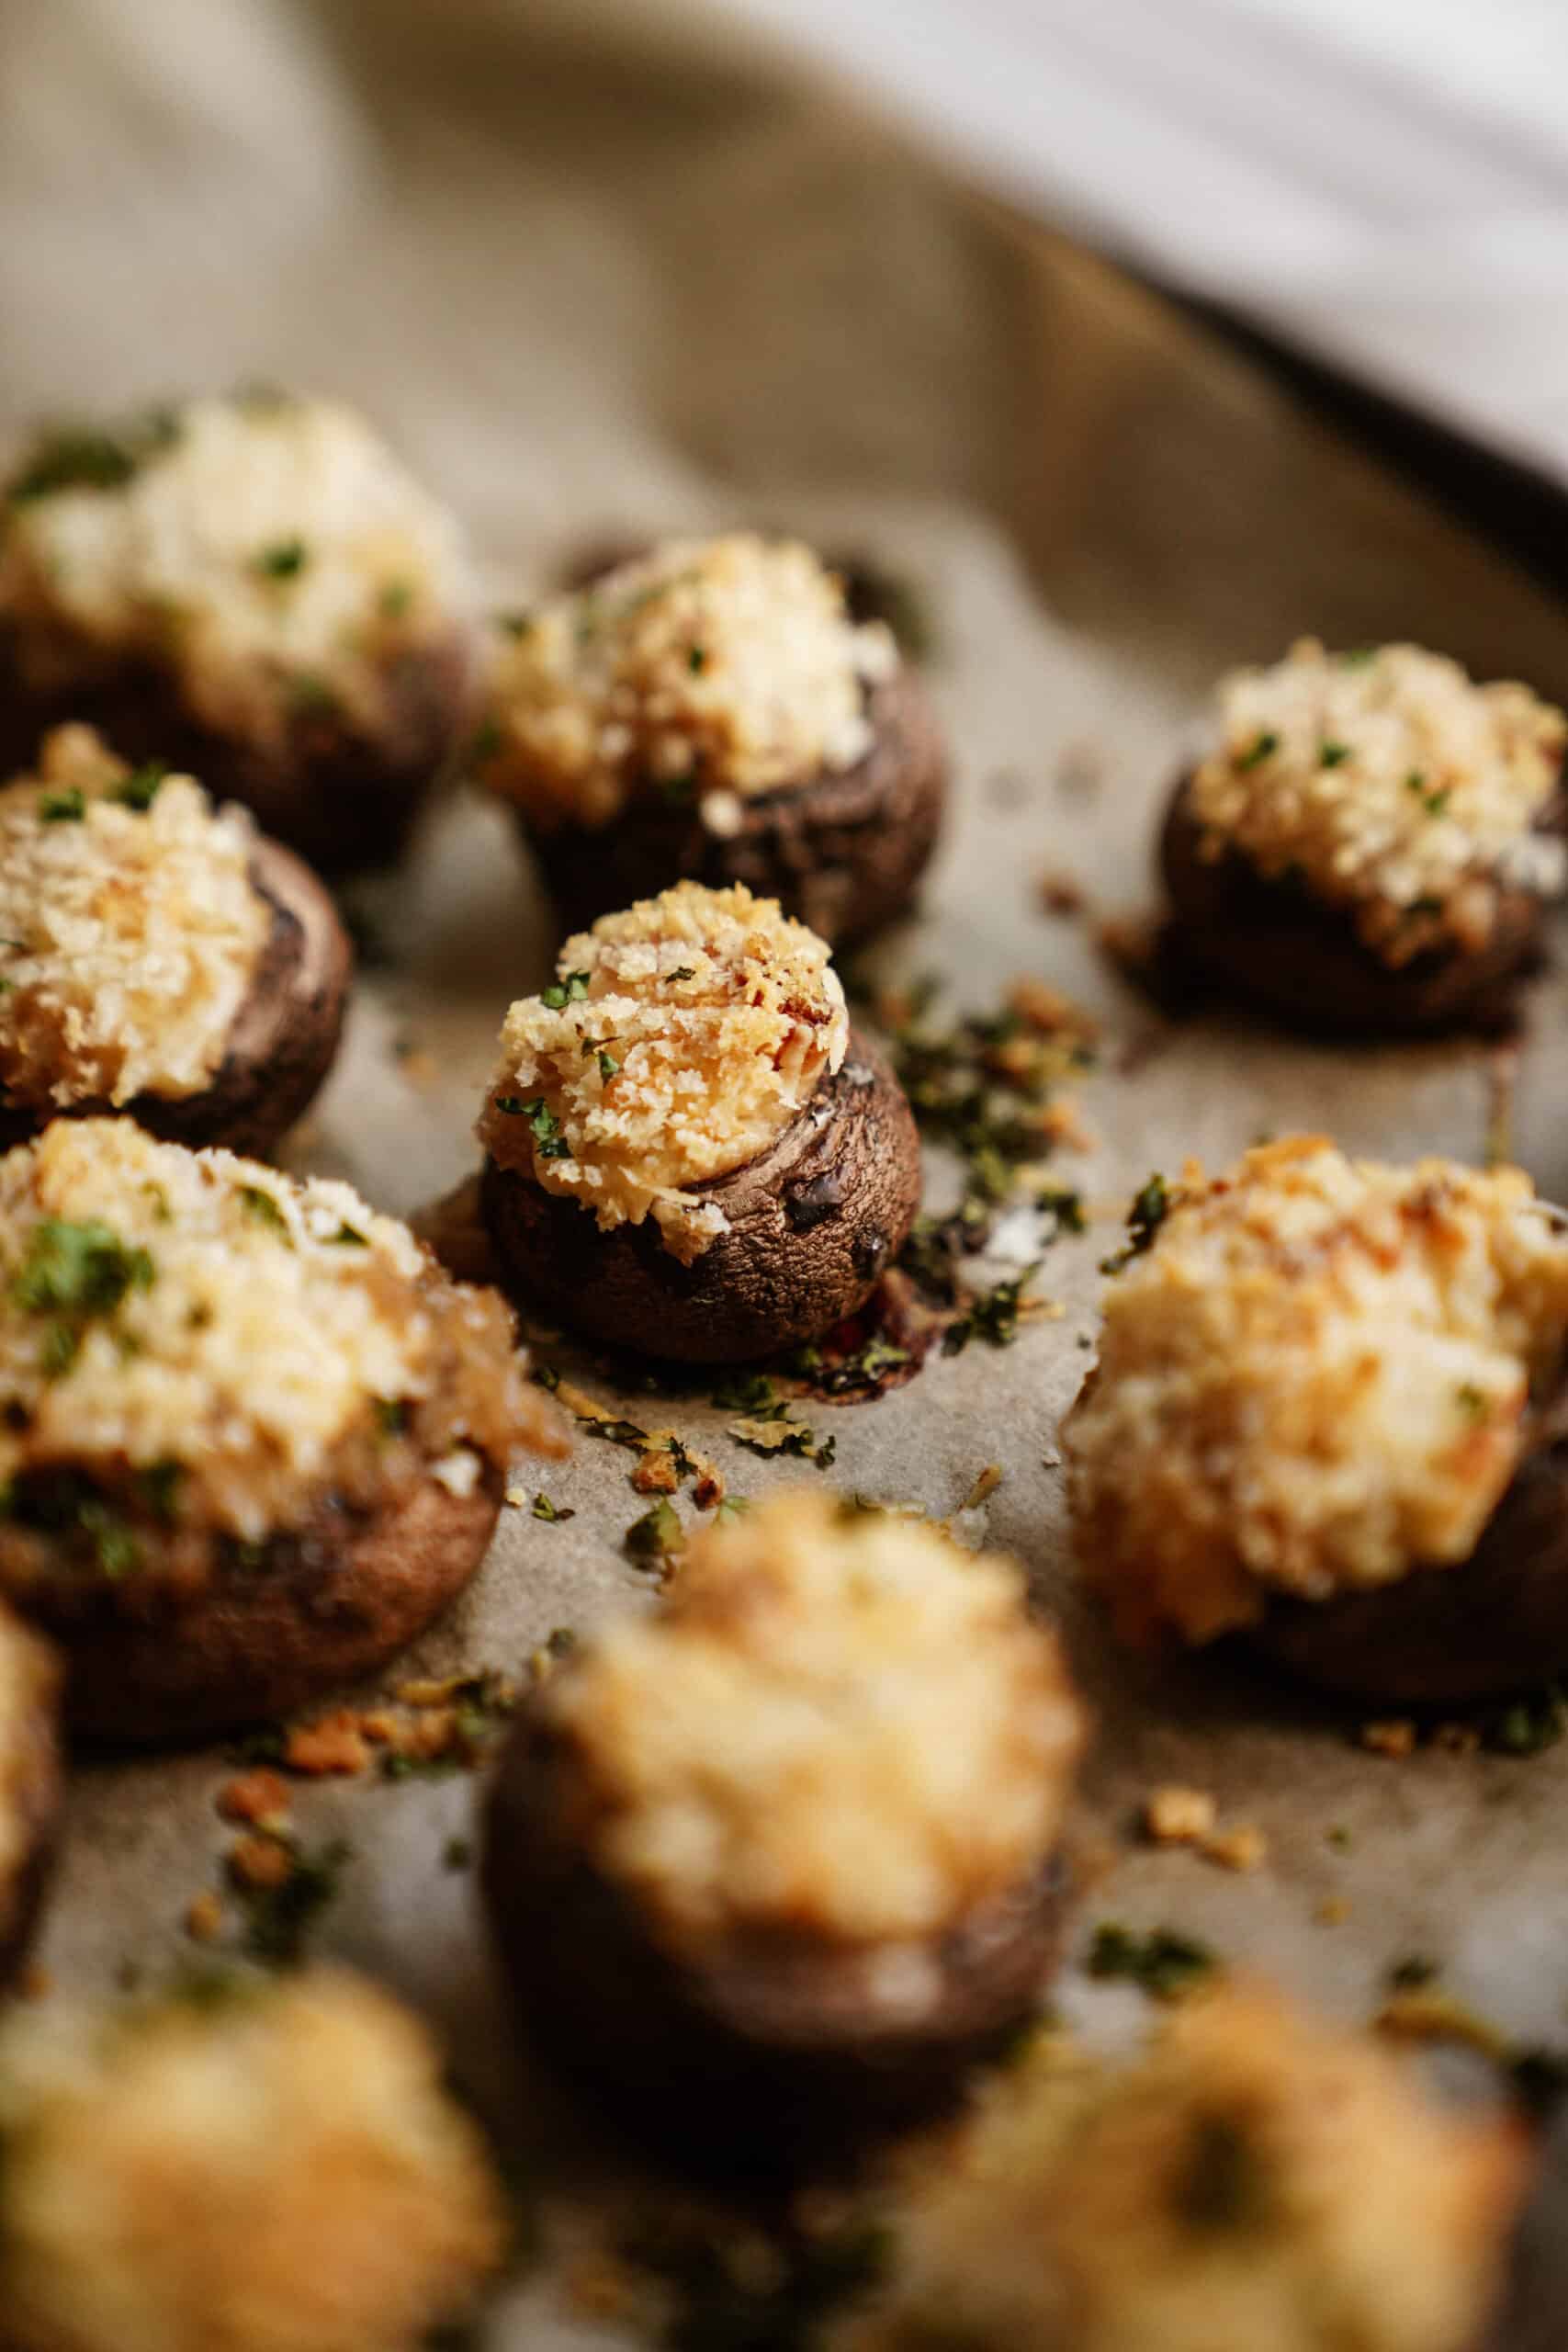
[3,1464,503,1745]
[1159,774,1552,1037]
[513,669,947,948]
[1246,1408,1568,1707]
[0,833,353,1160]
[0,1621,63,1985]
[0,626,478,877]
[479,1030,922,1364]
[483,1696,1068,2172]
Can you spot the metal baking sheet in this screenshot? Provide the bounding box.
[13,6,1568,2342]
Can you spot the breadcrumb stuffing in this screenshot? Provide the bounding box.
[539,1487,1086,1950]
[0,727,269,1111]
[1188,639,1566,965]
[0,1120,538,1546]
[0,392,474,751]
[1066,1136,1568,1645]
[833,1985,1525,2352]
[479,881,849,1262]
[476,533,898,826]
[0,1970,504,2352]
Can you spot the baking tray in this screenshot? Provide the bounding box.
[13,6,1568,2342]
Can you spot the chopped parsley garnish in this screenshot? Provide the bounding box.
[78,1499,139,1577]
[1087,1922,1217,2000]
[236,1835,353,1967]
[378,579,413,619]
[531,1493,575,1522]
[687,644,707,673]
[540,970,591,1010]
[942,1261,1041,1354]
[1404,768,1450,817]
[626,1497,682,1568]
[6,408,180,504]
[374,1396,412,1439]
[1340,645,1378,666]
[1236,729,1279,771]
[254,537,307,580]
[288,673,339,718]
[137,1458,183,1523]
[37,788,85,823]
[1318,741,1350,768]
[13,1218,153,1377]
[669,966,696,982]
[1388,1954,1438,1992]
[597,1051,619,1081]
[494,1095,572,1159]
[1455,1382,1488,1418]
[498,609,535,639]
[327,1222,368,1246]
[1100,1171,1171,1274]
[111,761,167,811]
[237,1185,291,1238]
[1483,1683,1567,1757]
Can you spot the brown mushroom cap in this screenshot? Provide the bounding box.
[0,1615,62,1984]
[1246,1396,1568,1706]
[1160,773,1553,1036]
[4,1460,504,1745]
[480,1029,922,1364]
[0,626,477,878]
[0,832,353,1162]
[483,1694,1069,2173]
[515,668,946,948]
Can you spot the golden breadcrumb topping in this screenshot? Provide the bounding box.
[0,1604,55,1900]
[0,392,474,749]
[835,1986,1524,2352]
[0,1970,504,2352]
[0,727,269,1112]
[1187,639,1566,965]
[475,533,898,827]
[540,1487,1086,1950]
[1066,1136,1568,1645]
[0,1120,539,1548]
[479,881,849,1263]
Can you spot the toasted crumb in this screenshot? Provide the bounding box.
[631,1448,680,1496]
[1039,868,1087,918]
[184,1892,224,1944]
[227,1834,293,1893]
[1007,978,1099,1043]
[1143,1786,1218,1846]
[215,1770,291,1827]
[1317,1897,1351,1926]
[1201,1824,1269,1873]
[283,1715,371,1778]
[1362,1719,1418,1760]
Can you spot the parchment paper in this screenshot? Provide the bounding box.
[10,4,1568,2343]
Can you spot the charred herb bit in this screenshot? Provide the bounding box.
[531,1492,575,1523]
[1100,1172,1171,1275]
[1036,1184,1086,1233]
[669,966,697,982]
[626,1498,683,1571]
[728,1413,835,1469]
[136,1457,184,1524]
[942,1261,1041,1355]
[287,672,340,720]
[688,644,708,674]
[238,1185,292,1240]
[1388,1955,1439,1993]
[1235,730,1279,772]
[254,536,308,580]
[626,2215,892,2352]
[235,1835,352,1967]
[1317,741,1351,769]
[1087,1922,1217,2001]
[7,408,180,504]
[498,608,536,640]
[710,1371,780,1415]
[38,787,85,823]
[374,1396,412,1440]
[541,971,592,1010]
[111,761,168,811]
[443,1837,473,1872]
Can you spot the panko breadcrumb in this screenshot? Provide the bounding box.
[0,727,268,1111]
[0,1970,504,2352]
[1188,639,1566,965]
[479,880,849,1262]
[475,534,898,827]
[832,1985,1524,2352]
[538,1487,1086,1950]
[0,1120,536,1545]
[0,392,474,750]
[1066,1136,1568,1644]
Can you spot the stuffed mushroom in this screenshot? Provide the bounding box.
[0,1117,561,1741]
[1065,1136,1568,1705]
[0,726,349,1159]
[830,1984,1526,2352]
[1159,639,1566,1035]
[470,533,947,945]
[0,1968,505,2352]
[478,880,921,1364]
[0,390,479,876]
[0,1607,62,1988]
[484,1488,1088,2168]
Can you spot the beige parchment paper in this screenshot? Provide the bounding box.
[6,1,1568,2340]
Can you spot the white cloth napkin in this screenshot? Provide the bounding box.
[724,0,1568,486]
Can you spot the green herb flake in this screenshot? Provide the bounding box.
[1087,1922,1217,2001]
[1318,741,1351,768]
[626,1498,682,1568]
[287,672,340,718]
[238,1186,291,1240]
[37,788,85,823]
[111,761,168,811]
[327,1222,369,1247]
[1100,1172,1171,1274]
[943,1261,1042,1355]
[6,409,181,505]
[531,1492,575,1523]
[12,1218,154,1378]
[540,971,591,1010]
[1455,1382,1488,1419]
[597,1051,619,1081]
[442,1836,473,1872]
[1388,1955,1438,1992]
[236,1835,353,1968]
[1236,729,1279,771]
[374,1396,412,1440]
[1483,1684,1567,1758]
[254,536,307,581]
[687,644,707,673]
[378,579,413,619]
[136,1458,183,1524]
[669,966,696,982]
[498,609,535,640]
